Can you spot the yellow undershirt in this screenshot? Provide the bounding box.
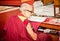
[18,15,27,22]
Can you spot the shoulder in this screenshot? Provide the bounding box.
[5,15,19,24]
[9,15,18,21]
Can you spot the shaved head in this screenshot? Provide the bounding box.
[20,3,33,12]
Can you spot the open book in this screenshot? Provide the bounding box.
[28,16,47,22]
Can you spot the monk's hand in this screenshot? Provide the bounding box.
[26,23,37,40]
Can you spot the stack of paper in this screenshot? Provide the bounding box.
[28,16,47,22]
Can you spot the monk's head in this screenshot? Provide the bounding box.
[20,3,34,18]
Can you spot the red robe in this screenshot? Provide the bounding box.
[3,14,52,41]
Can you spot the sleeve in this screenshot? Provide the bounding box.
[30,21,41,32]
[24,19,41,32]
[3,17,19,41]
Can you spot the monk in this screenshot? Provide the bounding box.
[3,2,52,41]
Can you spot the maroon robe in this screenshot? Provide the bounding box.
[3,14,52,41]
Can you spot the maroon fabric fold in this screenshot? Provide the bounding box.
[3,15,52,41]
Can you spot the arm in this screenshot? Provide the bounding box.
[26,23,37,40]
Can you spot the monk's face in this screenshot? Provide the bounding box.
[21,3,34,18]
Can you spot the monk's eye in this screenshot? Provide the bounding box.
[27,10,33,13]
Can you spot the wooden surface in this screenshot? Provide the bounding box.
[40,18,60,30]
[42,0,54,5]
[0,0,34,6]
[40,18,60,41]
[40,22,60,31]
[54,0,60,5]
[0,1,21,6]
[40,23,59,41]
[54,0,60,17]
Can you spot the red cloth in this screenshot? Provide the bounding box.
[30,21,40,32]
[3,15,34,41]
[3,14,52,41]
